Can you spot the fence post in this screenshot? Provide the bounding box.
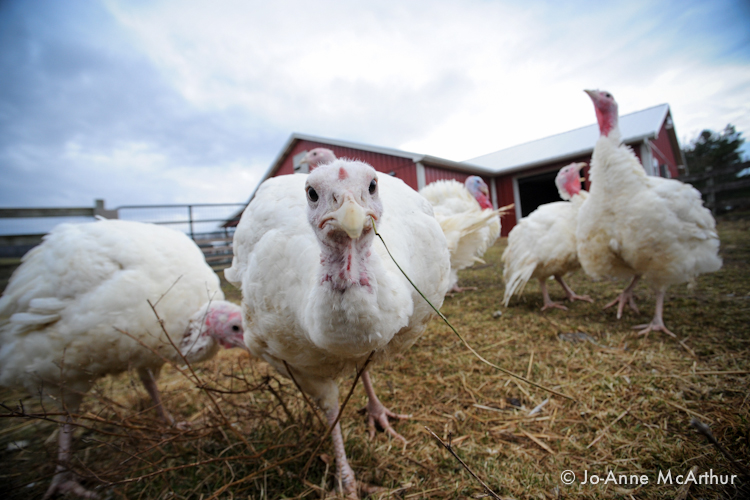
[705,166,715,214]
[94,199,119,219]
[188,205,194,240]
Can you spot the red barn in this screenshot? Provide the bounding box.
[233,103,684,236]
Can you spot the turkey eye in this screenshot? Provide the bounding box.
[307,187,318,202]
[368,179,377,194]
[232,325,240,332]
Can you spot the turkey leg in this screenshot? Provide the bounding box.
[138,367,178,426]
[540,278,568,311]
[634,288,676,338]
[554,275,593,304]
[42,416,99,500]
[326,407,358,499]
[603,275,640,318]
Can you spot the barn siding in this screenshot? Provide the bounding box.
[272,140,419,189]
[424,165,470,184]
[651,120,679,178]
[494,177,516,237]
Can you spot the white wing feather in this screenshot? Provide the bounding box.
[419,180,501,287]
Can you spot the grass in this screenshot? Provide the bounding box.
[1,215,749,499]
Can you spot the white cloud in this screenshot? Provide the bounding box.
[2,0,749,229]
[103,0,750,162]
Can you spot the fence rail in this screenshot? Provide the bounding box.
[679,161,750,213]
[0,199,247,270]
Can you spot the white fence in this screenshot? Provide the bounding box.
[0,199,246,270]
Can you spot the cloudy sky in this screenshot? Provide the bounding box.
[1,0,749,230]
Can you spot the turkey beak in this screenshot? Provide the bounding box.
[229,337,250,352]
[584,89,599,104]
[575,162,587,182]
[333,196,367,239]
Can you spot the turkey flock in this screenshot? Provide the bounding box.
[0,90,722,498]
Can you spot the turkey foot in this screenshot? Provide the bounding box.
[448,284,478,294]
[540,279,568,311]
[361,371,410,443]
[43,419,99,500]
[554,275,593,304]
[43,474,99,500]
[603,276,640,319]
[633,289,675,338]
[633,321,676,338]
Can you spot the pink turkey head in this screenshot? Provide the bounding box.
[555,162,586,200]
[301,148,337,171]
[465,176,493,209]
[179,300,245,363]
[584,89,618,138]
[305,160,383,245]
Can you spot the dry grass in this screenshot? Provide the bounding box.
[1,215,749,499]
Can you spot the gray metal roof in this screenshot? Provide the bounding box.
[248,104,670,203]
[467,104,671,175]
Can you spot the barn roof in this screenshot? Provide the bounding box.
[262,132,494,178]
[467,104,671,175]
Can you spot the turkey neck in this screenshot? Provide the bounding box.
[319,229,375,292]
[588,126,648,197]
[308,226,410,359]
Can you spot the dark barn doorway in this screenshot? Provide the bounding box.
[517,170,561,217]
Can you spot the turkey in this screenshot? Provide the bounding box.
[576,89,722,336]
[502,162,593,310]
[419,176,503,292]
[225,160,450,497]
[299,147,337,170]
[0,219,246,499]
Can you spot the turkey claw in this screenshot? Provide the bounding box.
[604,292,639,319]
[633,322,676,338]
[43,475,99,500]
[365,405,410,443]
[173,420,191,431]
[569,294,593,303]
[541,301,568,312]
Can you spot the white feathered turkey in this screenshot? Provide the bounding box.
[502,162,593,310]
[0,219,245,499]
[576,89,722,336]
[225,160,450,497]
[419,176,502,292]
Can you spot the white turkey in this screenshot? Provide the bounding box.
[502,162,593,310]
[300,147,337,170]
[419,176,503,292]
[0,219,246,499]
[225,160,450,497]
[576,89,722,336]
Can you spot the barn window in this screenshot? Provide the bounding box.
[293,151,310,174]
